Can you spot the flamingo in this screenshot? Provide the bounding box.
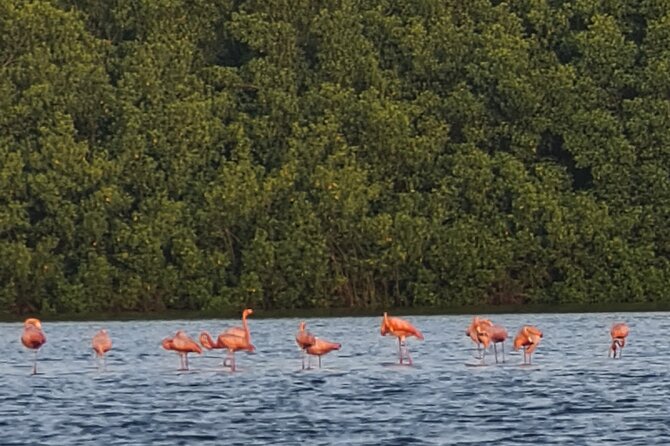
[199,308,254,372]
[487,324,509,363]
[609,323,629,359]
[162,331,202,370]
[380,312,424,365]
[513,325,543,365]
[295,321,316,369]
[478,323,508,364]
[305,338,341,369]
[222,308,254,338]
[465,316,493,359]
[21,318,46,375]
[92,329,112,369]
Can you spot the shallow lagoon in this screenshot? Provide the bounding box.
[1,312,668,445]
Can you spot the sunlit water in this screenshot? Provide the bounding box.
[1,313,668,445]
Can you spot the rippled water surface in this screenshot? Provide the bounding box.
[1,313,669,445]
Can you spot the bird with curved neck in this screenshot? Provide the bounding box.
[465,316,493,359]
[295,321,316,369]
[162,331,202,370]
[609,323,629,359]
[92,329,112,370]
[199,308,254,372]
[473,322,509,365]
[513,325,543,365]
[380,312,424,365]
[21,318,46,375]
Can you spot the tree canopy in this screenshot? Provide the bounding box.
[1,0,670,315]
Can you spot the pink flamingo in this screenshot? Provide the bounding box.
[305,338,341,369]
[609,323,629,359]
[21,318,46,375]
[295,321,316,369]
[92,329,112,369]
[199,309,255,372]
[380,312,424,365]
[513,325,543,365]
[162,331,202,370]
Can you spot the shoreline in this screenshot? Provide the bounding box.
[2,301,669,322]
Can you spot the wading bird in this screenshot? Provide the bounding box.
[200,309,254,372]
[295,321,316,369]
[305,338,341,369]
[513,325,543,365]
[21,318,46,375]
[465,316,493,359]
[295,321,340,369]
[162,331,202,370]
[479,324,509,364]
[92,329,112,369]
[609,323,629,359]
[380,312,424,365]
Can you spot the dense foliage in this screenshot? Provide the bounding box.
[1,0,670,315]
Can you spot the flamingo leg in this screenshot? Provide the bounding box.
[32,350,38,375]
[398,337,403,364]
[301,350,306,370]
[502,342,505,363]
[318,355,322,368]
[404,341,413,365]
[493,343,498,364]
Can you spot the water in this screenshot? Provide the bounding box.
[1,313,668,445]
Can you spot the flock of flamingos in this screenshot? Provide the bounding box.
[19,310,631,375]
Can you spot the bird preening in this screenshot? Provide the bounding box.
[18,314,633,375]
[92,329,112,370]
[295,321,341,369]
[162,330,202,371]
[513,325,543,365]
[199,308,255,372]
[21,318,46,375]
[380,312,423,365]
[466,317,509,365]
[609,323,629,359]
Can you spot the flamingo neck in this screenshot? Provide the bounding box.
[242,313,250,342]
[201,331,218,349]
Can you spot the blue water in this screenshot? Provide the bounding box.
[1,313,668,445]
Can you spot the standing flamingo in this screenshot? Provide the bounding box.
[199,309,254,372]
[478,323,508,364]
[609,323,629,359]
[162,331,202,370]
[92,329,112,369]
[465,316,492,359]
[21,318,46,375]
[380,312,424,365]
[295,321,316,370]
[513,325,543,365]
[305,338,341,369]
[487,324,508,364]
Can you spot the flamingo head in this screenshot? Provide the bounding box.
[243,308,254,318]
[513,335,525,351]
[24,318,42,329]
[299,321,306,331]
[161,337,174,350]
[380,313,389,336]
